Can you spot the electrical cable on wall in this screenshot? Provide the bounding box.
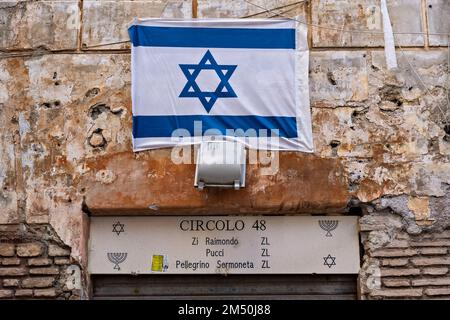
[242,0,450,128]
[1,0,450,55]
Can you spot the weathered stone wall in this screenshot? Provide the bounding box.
[0,0,449,299]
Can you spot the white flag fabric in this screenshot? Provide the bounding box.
[128,18,313,152]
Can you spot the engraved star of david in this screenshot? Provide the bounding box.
[112,221,125,236]
[179,50,237,113]
[323,254,336,268]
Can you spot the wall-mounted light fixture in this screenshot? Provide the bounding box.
[194,141,246,190]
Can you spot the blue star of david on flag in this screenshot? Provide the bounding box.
[179,50,237,113]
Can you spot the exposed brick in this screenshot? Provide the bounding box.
[28,258,52,266]
[0,225,21,233]
[381,268,420,277]
[0,244,15,257]
[34,289,57,298]
[412,278,450,286]
[15,289,33,297]
[22,277,55,288]
[433,230,450,239]
[0,267,28,276]
[425,288,450,296]
[382,279,411,287]
[16,243,44,257]
[1,258,21,266]
[385,240,410,249]
[381,258,409,267]
[29,267,59,275]
[422,267,449,275]
[411,257,450,266]
[410,240,450,247]
[48,244,70,257]
[54,257,70,265]
[370,288,423,298]
[0,289,14,299]
[419,248,448,255]
[3,279,20,287]
[372,249,418,258]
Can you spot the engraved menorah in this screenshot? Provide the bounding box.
[107,252,127,271]
[318,220,339,237]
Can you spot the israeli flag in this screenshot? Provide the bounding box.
[128,18,313,152]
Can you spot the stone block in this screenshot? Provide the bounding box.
[419,248,448,255]
[425,288,450,296]
[311,0,424,47]
[29,267,60,275]
[410,240,450,247]
[411,257,450,266]
[382,278,411,287]
[384,240,410,249]
[33,288,57,298]
[427,0,450,46]
[48,245,70,257]
[2,278,19,287]
[54,257,71,265]
[412,277,450,286]
[434,230,450,239]
[28,258,52,266]
[0,225,21,233]
[0,244,15,257]
[0,289,13,298]
[372,248,418,258]
[0,267,27,276]
[358,213,404,232]
[16,243,43,257]
[370,288,423,298]
[310,51,368,107]
[15,289,33,297]
[1,258,20,266]
[0,0,79,50]
[381,268,420,276]
[371,49,448,84]
[381,258,409,267]
[198,0,306,19]
[422,267,449,275]
[22,277,55,288]
[81,0,191,49]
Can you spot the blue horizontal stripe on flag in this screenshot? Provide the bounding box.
[128,25,295,49]
[133,115,298,138]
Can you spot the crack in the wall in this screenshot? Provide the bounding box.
[11,111,26,223]
[77,0,84,52]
